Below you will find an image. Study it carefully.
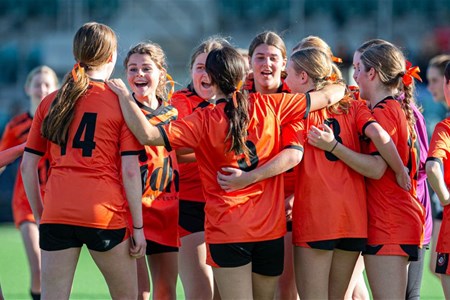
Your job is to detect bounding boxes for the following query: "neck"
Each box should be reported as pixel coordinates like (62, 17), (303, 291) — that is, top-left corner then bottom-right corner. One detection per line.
(86, 64), (111, 81)
(254, 81), (279, 94)
(369, 88), (396, 107)
(134, 93), (159, 110)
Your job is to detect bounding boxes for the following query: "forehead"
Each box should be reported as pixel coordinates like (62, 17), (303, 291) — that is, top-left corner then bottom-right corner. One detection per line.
(127, 53), (157, 66)
(193, 52), (208, 65)
(252, 44), (283, 57)
(30, 72), (56, 84)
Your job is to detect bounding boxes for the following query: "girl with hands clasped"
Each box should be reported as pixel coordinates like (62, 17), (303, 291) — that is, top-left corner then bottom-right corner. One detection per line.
(21, 22), (146, 300)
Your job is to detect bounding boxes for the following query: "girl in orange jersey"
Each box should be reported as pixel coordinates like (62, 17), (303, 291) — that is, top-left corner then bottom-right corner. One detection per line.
(170, 36), (230, 300)
(426, 54), (450, 279)
(323, 42), (424, 299)
(245, 30), (298, 300)
(123, 42), (179, 300)
(426, 61), (450, 299)
(0, 65), (58, 300)
(352, 39), (431, 300)
(108, 46), (345, 299)
(20, 22), (146, 299)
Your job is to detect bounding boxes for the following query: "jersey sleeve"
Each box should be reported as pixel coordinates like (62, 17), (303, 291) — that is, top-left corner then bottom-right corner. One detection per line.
(367, 105), (398, 154)
(353, 100), (377, 137)
(24, 97), (52, 156)
(160, 108), (205, 152)
(263, 93), (309, 125)
(120, 123), (144, 155)
(428, 120), (450, 161)
(281, 121), (305, 151)
(170, 92), (193, 120)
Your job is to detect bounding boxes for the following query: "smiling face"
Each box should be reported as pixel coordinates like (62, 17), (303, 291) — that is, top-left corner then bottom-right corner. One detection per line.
(191, 52), (214, 100)
(352, 51), (362, 83)
(250, 44), (285, 93)
(126, 53), (162, 101)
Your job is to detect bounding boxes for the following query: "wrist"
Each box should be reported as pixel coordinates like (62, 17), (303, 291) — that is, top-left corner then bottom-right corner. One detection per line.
(133, 224), (144, 230)
(329, 140), (339, 153)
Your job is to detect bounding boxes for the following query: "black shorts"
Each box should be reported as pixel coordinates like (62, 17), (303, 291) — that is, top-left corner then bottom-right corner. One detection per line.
(363, 244), (420, 261)
(436, 252), (450, 275)
(303, 238), (367, 252)
(179, 200), (205, 236)
(286, 221), (292, 232)
(146, 240), (179, 255)
(208, 237), (284, 276)
(39, 224), (127, 252)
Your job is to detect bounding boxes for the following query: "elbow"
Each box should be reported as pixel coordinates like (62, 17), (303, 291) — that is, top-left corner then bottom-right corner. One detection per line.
(287, 150), (303, 168)
(122, 163), (140, 181)
(370, 167), (386, 180)
(426, 161), (440, 178)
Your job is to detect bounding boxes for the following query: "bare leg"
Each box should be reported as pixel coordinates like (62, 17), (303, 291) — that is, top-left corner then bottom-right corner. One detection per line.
(294, 246), (333, 299)
(90, 239), (138, 299)
(148, 252), (178, 300)
(179, 232), (214, 299)
(41, 247), (81, 299)
(329, 249), (359, 299)
(19, 222), (41, 294)
(252, 272), (279, 300)
(364, 255), (408, 299)
(344, 254), (370, 300)
(440, 273), (450, 299)
(136, 256), (150, 300)
(213, 263), (253, 300)
(275, 232), (298, 300)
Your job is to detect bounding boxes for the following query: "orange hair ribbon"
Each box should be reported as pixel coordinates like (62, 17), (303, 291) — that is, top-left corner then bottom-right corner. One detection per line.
(71, 63), (84, 82)
(232, 80), (244, 108)
(402, 60), (422, 86)
(166, 73), (175, 102)
(331, 55), (343, 64)
(326, 73), (338, 82)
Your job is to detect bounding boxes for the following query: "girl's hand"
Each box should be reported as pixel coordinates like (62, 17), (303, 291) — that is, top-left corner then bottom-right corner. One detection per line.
(107, 79), (131, 99)
(217, 167), (253, 192)
(129, 228), (146, 259)
(308, 124), (336, 151)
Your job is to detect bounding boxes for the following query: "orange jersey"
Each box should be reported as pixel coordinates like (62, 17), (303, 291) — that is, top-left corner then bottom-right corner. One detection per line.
(25, 80), (143, 229)
(0, 112), (48, 227)
(161, 92), (308, 244)
(292, 98), (374, 243)
(170, 87), (211, 202)
(428, 118), (450, 252)
(245, 79), (297, 197)
(365, 97), (424, 245)
(135, 98), (180, 247)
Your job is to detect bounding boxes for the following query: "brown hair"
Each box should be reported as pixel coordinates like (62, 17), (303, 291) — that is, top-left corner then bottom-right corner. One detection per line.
(445, 61), (450, 83)
(124, 42), (168, 101)
(290, 47), (349, 114)
(205, 46), (249, 155)
(428, 54), (450, 76)
(248, 31), (287, 78)
(41, 22), (117, 146)
(360, 43), (416, 138)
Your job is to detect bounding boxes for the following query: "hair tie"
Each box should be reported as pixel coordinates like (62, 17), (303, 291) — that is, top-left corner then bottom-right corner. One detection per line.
(331, 55), (343, 64)
(232, 80), (244, 108)
(402, 60), (422, 86)
(325, 73), (338, 82)
(166, 73), (175, 102)
(71, 63), (85, 82)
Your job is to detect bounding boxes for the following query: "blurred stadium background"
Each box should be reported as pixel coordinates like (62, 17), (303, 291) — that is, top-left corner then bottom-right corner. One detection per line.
(0, 0), (449, 221)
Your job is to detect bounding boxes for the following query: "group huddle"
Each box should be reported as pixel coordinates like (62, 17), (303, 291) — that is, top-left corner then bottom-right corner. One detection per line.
(2, 20), (450, 300)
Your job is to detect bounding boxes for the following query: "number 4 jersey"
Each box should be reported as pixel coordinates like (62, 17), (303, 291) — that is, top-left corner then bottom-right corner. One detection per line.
(24, 80), (144, 229)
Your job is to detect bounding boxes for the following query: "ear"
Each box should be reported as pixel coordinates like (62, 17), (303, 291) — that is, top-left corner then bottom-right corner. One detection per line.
(300, 71), (309, 84)
(368, 67), (377, 80)
(107, 54), (113, 63)
(281, 58), (287, 71)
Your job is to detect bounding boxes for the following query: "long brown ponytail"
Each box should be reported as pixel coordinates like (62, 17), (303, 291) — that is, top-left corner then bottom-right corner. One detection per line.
(41, 22), (117, 146)
(205, 47), (250, 155)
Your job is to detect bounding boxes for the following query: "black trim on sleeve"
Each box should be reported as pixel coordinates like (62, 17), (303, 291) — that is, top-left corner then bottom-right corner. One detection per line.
(361, 120), (377, 137)
(370, 151), (381, 156)
(284, 145), (304, 152)
(121, 150), (142, 156)
(304, 93), (311, 119)
(157, 125), (172, 152)
(24, 147), (45, 156)
(426, 157), (443, 164)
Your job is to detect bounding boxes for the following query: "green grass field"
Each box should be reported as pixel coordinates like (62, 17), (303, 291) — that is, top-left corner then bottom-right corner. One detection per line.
(0, 223), (445, 299)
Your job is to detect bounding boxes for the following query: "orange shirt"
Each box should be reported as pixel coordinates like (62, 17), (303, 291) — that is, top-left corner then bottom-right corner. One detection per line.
(161, 92), (308, 243)
(0, 112), (48, 226)
(245, 79), (297, 197)
(25, 80), (143, 229)
(428, 118), (450, 252)
(292, 98), (374, 243)
(365, 97), (424, 245)
(135, 98), (180, 247)
(170, 87), (211, 202)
